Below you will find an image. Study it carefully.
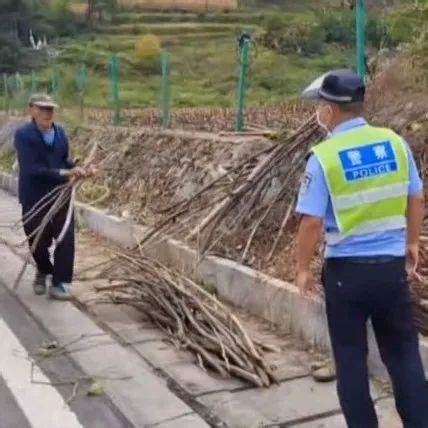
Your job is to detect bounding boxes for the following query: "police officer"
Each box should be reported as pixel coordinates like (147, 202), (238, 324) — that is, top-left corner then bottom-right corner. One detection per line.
(295, 69), (428, 427)
(14, 94), (90, 300)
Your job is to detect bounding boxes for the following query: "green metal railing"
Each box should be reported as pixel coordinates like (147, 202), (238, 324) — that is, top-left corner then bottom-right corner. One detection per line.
(356, 0), (367, 82)
(160, 49), (170, 129)
(235, 37), (251, 132)
(2, 37), (259, 129)
(109, 55), (121, 126)
(77, 64), (88, 119)
(31, 71), (37, 94)
(50, 71), (59, 100)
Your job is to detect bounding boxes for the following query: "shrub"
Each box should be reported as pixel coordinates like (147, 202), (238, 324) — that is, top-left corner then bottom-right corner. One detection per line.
(319, 11), (395, 49)
(0, 34), (23, 73)
(367, 16), (394, 49)
(260, 18), (325, 57)
(134, 34), (162, 73)
(385, 5), (427, 45)
(319, 12), (354, 46)
(263, 13), (286, 33)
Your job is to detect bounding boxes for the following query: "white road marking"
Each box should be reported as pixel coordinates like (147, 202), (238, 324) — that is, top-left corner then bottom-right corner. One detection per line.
(0, 317), (84, 428)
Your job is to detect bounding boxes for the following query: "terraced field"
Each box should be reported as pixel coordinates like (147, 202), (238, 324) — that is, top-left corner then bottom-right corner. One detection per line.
(102, 21), (258, 35)
(25, 6), (353, 110)
(117, 0), (237, 11)
(110, 11), (265, 24)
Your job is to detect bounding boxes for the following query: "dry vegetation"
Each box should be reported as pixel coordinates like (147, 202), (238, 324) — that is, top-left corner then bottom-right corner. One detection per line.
(84, 103), (311, 132)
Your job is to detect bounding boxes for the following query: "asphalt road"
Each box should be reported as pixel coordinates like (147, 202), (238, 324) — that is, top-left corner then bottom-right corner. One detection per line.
(0, 279), (133, 428)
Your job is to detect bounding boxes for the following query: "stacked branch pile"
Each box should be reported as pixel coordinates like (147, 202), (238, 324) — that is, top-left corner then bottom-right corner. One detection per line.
(139, 117), (323, 264)
(92, 252), (279, 387)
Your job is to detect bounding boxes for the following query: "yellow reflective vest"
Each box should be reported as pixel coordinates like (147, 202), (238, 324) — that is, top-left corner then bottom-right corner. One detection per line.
(311, 125), (409, 245)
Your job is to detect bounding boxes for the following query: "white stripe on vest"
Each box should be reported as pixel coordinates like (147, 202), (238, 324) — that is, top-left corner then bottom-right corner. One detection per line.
(326, 216), (407, 245)
(333, 182), (409, 211)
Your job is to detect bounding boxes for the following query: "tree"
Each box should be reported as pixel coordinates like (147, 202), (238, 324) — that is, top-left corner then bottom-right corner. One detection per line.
(86, 0), (96, 23)
(86, 0), (117, 23)
(0, 0), (82, 72)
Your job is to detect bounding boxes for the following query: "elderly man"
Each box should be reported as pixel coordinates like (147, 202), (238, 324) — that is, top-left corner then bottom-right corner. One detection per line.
(295, 69), (428, 427)
(14, 94), (88, 300)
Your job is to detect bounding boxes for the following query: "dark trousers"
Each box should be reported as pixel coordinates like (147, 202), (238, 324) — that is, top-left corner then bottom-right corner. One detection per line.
(323, 257), (428, 428)
(22, 202), (75, 286)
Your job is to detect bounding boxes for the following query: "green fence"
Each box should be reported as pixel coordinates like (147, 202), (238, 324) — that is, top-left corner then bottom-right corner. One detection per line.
(0, 6), (368, 127)
(0, 40), (256, 129)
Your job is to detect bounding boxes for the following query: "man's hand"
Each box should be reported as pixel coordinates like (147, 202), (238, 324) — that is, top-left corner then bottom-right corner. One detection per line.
(68, 166), (88, 178)
(406, 243), (422, 282)
(66, 164), (102, 180)
(295, 270), (319, 296)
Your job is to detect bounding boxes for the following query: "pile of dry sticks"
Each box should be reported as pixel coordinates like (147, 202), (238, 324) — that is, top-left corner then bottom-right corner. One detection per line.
(139, 116), (323, 262)
(90, 252), (280, 387)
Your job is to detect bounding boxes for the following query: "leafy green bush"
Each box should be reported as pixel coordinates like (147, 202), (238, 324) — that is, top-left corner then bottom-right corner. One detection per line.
(319, 12), (354, 46)
(385, 4), (428, 45)
(319, 12), (393, 49)
(261, 16), (325, 56)
(134, 34), (162, 73)
(263, 13), (287, 33)
(0, 34), (24, 73)
(366, 16), (394, 49)
(0, 149), (16, 172)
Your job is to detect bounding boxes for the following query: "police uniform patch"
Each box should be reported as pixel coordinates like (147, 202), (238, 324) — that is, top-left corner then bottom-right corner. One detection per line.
(339, 141), (397, 182)
(300, 172), (312, 192)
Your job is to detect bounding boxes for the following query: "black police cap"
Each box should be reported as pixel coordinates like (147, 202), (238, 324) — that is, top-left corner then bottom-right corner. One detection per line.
(302, 69), (366, 104)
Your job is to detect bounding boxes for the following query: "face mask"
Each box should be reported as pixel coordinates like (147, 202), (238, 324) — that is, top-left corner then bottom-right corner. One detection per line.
(316, 106), (332, 137)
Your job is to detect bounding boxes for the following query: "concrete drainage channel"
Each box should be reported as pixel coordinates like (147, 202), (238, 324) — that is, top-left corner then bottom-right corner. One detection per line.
(1, 172), (427, 383)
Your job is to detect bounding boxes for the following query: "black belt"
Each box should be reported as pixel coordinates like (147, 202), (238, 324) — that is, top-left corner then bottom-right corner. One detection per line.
(328, 256), (403, 264)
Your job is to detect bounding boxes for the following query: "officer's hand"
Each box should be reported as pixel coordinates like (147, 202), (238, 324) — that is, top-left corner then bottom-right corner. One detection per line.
(295, 270), (319, 296)
(406, 244), (422, 282)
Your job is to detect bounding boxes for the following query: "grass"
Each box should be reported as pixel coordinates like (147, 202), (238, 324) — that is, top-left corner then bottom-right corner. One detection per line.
(27, 35), (353, 109)
(6, 5), (356, 111)
(0, 149), (15, 172)
(110, 11), (265, 25)
(101, 22), (259, 35)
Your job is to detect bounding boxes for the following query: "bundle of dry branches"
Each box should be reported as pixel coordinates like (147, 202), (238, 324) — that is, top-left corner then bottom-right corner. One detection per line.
(93, 251), (279, 387)
(139, 116), (324, 262)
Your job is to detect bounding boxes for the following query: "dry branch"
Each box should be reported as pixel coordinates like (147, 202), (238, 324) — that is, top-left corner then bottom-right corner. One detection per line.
(95, 251), (279, 387)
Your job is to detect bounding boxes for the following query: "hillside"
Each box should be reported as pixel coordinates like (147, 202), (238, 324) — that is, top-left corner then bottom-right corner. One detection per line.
(0, 0), (426, 113)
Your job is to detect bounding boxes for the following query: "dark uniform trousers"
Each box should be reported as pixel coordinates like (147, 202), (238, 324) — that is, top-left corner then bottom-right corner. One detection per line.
(323, 257), (428, 428)
(22, 202), (75, 287)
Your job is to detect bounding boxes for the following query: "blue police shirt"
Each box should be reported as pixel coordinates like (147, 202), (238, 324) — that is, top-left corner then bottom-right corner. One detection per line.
(296, 117), (423, 258)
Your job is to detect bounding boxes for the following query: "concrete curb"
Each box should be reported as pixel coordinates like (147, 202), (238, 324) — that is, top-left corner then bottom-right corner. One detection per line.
(1, 171), (426, 379)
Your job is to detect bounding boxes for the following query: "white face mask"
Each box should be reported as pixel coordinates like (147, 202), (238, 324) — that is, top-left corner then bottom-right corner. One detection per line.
(316, 107), (332, 137)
